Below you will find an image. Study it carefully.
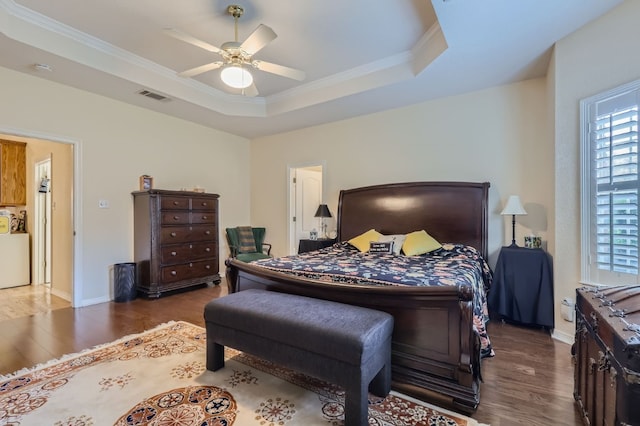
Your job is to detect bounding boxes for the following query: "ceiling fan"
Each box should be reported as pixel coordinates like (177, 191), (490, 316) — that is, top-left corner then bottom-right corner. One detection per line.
(165, 4), (305, 96)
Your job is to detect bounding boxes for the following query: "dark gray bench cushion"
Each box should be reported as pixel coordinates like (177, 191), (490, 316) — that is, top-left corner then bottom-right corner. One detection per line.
(204, 289), (394, 426)
(204, 289), (394, 365)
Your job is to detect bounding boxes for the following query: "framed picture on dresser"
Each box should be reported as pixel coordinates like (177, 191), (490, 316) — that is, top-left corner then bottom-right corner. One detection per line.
(139, 175), (153, 191)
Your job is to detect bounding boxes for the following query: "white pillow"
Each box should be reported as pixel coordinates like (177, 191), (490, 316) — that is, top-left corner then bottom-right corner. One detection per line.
(379, 234), (406, 255)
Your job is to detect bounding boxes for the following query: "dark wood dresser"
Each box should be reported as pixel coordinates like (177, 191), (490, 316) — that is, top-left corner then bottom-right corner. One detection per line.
(132, 189), (220, 297)
(574, 285), (640, 425)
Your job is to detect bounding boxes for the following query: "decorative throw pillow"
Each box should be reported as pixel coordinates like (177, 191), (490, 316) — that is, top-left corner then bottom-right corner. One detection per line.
(236, 226), (257, 253)
(402, 230), (442, 256)
(369, 241), (394, 254)
(348, 229), (382, 252)
(379, 234), (406, 255)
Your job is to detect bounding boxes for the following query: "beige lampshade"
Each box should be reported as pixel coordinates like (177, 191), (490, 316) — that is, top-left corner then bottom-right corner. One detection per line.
(501, 195), (527, 216)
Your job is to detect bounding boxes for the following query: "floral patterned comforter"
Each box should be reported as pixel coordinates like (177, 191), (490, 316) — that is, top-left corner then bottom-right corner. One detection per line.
(252, 242), (494, 357)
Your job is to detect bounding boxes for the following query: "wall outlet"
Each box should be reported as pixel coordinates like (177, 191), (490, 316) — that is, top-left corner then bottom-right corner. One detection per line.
(98, 200), (109, 209)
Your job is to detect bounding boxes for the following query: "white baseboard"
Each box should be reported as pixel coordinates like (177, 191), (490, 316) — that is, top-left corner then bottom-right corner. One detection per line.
(552, 328), (574, 345)
(50, 287), (72, 302)
(77, 295), (111, 307)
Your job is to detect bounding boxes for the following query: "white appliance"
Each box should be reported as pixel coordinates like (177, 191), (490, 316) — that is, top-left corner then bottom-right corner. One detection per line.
(0, 233), (30, 289)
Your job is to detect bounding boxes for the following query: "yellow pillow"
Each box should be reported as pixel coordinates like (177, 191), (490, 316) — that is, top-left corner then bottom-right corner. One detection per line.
(402, 230), (442, 256)
(348, 229), (382, 252)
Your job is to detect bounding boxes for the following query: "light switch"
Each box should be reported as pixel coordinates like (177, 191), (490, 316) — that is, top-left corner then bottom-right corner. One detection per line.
(98, 200), (109, 209)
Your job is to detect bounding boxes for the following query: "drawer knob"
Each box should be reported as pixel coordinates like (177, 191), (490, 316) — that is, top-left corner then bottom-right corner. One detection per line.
(201, 202), (208, 207)
(170, 270), (177, 276)
(170, 232), (177, 237)
(173, 216), (180, 220)
(171, 251), (177, 256)
(173, 201), (179, 205)
(205, 247), (211, 252)
(205, 265), (211, 269)
(205, 230), (211, 235)
(202, 216), (208, 220)
(189, 263), (193, 267)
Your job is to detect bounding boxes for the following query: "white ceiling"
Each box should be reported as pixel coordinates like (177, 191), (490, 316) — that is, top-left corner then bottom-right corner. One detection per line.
(0, 0), (623, 139)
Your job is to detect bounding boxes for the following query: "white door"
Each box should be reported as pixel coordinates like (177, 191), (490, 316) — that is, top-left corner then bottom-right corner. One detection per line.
(290, 166), (323, 254)
(34, 159), (52, 285)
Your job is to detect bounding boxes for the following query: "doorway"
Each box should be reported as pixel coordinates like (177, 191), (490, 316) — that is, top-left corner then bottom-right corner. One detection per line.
(0, 131), (76, 311)
(288, 164), (325, 254)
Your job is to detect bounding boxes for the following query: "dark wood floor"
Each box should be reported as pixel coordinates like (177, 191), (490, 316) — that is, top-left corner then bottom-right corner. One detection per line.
(0, 281), (582, 426)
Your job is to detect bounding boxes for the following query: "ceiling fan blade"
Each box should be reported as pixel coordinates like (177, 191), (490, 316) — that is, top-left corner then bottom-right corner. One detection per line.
(163, 28), (223, 54)
(252, 60), (306, 81)
(240, 24), (277, 55)
(177, 62), (223, 78)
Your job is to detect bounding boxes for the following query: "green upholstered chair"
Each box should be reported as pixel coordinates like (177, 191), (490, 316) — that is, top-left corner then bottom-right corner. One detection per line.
(225, 227), (272, 262)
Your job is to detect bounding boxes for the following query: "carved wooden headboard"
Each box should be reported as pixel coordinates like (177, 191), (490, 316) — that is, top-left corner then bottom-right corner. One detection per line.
(336, 181), (490, 259)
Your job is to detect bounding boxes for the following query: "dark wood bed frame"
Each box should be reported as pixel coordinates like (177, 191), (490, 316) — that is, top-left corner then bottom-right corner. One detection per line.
(225, 181), (490, 413)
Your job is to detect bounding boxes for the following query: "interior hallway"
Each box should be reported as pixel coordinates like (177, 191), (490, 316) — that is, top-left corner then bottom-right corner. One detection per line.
(0, 284), (70, 322)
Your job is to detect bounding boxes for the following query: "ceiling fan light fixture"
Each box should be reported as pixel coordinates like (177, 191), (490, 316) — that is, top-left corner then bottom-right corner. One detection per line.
(221, 65), (253, 89)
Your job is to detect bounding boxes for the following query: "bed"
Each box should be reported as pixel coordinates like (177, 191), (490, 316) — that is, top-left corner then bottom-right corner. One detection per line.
(225, 181), (492, 413)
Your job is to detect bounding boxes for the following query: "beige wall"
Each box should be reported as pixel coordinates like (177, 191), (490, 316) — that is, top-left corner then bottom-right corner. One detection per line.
(251, 78), (553, 269)
(0, 66), (251, 306)
(553, 0), (640, 339)
(0, 0), (632, 341)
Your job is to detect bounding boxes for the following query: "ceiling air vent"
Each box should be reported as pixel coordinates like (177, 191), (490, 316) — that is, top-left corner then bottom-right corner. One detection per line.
(137, 90), (171, 102)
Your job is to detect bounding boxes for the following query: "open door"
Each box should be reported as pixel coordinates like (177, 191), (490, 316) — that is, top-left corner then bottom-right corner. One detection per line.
(34, 158), (52, 285)
(289, 165), (323, 254)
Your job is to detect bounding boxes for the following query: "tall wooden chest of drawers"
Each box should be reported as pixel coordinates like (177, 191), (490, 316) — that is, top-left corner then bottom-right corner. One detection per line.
(574, 286), (640, 426)
(133, 189), (220, 297)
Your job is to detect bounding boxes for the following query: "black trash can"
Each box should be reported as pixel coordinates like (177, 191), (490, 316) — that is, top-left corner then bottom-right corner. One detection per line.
(114, 262), (137, 302)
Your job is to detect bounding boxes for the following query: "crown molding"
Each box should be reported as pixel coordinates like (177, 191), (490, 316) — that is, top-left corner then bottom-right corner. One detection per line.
(0, 0), (445, 118)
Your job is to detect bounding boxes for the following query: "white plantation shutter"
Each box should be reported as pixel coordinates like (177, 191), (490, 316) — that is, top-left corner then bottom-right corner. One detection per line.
(582, 82), (640, 285)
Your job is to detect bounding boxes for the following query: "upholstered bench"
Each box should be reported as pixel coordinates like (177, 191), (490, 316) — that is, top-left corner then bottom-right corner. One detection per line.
(204, 289), (394, 426)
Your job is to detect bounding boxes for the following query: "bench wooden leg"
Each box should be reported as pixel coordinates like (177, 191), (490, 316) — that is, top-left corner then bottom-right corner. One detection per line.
(206, 340), (225, 371)
(369, 362), (391, 397)
(345, 379), (369, 426)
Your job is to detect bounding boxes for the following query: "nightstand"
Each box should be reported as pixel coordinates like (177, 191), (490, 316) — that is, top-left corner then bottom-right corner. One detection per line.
(298, 238), (336, 254)
(488, 246), (554, 328)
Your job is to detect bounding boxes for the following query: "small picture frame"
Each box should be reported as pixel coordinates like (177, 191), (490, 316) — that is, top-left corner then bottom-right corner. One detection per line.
(139, 175), (153, 191)
(524, 235), (542, 249)
(309, 230), (318, 240)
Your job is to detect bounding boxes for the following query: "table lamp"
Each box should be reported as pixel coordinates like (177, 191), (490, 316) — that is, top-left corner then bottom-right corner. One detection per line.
(501, 195), (527, 247)
(314, 204), (332, 239)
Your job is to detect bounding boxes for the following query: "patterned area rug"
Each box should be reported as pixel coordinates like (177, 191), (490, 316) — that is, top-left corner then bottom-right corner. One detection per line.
(0, 321), (488, 425)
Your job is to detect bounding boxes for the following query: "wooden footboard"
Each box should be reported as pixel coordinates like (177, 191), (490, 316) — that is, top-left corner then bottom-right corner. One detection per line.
(226, 259), (481, 413)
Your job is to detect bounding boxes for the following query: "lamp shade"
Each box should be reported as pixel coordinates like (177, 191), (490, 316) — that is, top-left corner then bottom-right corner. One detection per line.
(314, 204), (332, 218)
(220, 65), (253, 89)
(500, 195), (527, 216)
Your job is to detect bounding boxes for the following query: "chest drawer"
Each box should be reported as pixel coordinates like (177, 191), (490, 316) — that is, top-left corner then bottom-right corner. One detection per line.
(161, 242), (216, 264)
(191, 211), (216, 224)
(161, 211), (190, 225)
(161, 196), (190, 210)
(160, 225), (216, 243)
(161, 259), (217, 283)
(192, 196), (216, 211)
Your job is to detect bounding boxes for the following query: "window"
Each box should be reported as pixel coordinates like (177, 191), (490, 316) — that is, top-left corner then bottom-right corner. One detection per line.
(581, 81), (640, 285)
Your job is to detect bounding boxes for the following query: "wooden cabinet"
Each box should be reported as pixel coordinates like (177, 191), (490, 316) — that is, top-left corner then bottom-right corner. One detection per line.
(133, 189), (220, 297)
(0, 140), (26, 206)
(574, 286), (640, 425)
